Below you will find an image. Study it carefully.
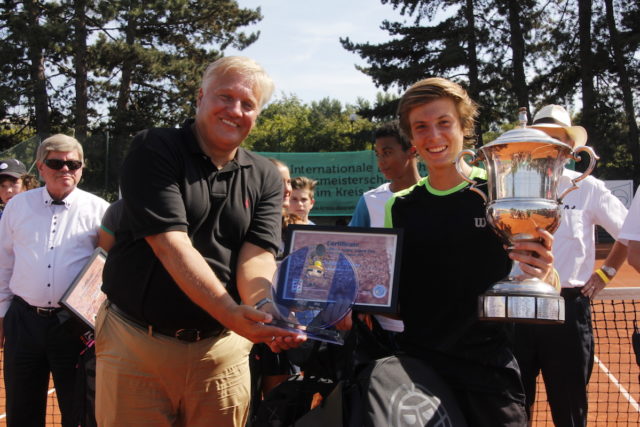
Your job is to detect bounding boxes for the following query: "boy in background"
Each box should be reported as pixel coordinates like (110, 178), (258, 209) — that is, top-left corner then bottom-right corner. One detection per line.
(289, 176), (317, 225)
(350, 121), (420, 228)
(350, 120), (421, 336)
(0, 159), (39, 219)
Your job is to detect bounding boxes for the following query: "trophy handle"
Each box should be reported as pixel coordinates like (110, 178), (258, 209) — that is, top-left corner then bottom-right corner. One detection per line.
(557, 146), (599, 201)
(455, 149), (487, 203)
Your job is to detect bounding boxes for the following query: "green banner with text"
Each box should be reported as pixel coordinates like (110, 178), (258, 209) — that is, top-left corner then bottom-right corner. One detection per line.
(258, 151), (427, 216)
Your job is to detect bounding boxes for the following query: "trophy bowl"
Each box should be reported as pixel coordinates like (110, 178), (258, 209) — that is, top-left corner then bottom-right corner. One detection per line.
(457, 127), (597, 324)
(269, 244), (358, 344)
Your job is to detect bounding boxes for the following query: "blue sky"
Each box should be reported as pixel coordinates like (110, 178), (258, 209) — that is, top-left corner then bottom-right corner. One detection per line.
(225, 0), (407, 106)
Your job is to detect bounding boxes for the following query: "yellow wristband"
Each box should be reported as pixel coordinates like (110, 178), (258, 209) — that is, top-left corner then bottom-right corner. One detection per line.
(595, 268), (611, 284)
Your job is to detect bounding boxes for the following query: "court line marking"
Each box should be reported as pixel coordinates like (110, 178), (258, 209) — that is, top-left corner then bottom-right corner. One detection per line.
(0, 387), (56, 419)
(595, 354), (640, 412)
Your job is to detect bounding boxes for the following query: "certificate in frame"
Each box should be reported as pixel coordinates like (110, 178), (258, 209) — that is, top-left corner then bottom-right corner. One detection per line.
(284, 225), (403, 313)
(59, 247), (108, 329)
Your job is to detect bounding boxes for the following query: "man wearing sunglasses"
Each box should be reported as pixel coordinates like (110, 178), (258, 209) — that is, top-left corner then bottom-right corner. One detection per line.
(0, 134), (109, 427)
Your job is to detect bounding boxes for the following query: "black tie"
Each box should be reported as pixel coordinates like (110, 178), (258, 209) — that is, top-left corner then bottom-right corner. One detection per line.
(51, 200), (65, 205)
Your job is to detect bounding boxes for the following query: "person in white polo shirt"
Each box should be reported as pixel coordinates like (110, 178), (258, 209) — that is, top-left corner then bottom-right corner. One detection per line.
(514, 105), (629, 426)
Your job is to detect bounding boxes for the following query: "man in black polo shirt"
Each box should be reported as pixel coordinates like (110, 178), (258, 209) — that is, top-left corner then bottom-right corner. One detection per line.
(95, 56), (305, 427)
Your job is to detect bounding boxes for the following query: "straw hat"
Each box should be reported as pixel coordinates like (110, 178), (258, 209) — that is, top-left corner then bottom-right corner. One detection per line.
(530, 105), (588, 147)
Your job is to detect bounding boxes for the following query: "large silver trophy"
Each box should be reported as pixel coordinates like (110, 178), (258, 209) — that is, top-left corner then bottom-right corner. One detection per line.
(456, 110), (597, 324)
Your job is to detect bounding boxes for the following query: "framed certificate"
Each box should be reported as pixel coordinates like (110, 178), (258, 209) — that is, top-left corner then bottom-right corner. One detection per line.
(284, 225), (403, 313)
(60, 247), (108, 329)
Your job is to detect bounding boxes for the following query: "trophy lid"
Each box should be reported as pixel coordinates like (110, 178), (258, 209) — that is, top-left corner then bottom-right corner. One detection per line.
(483, 127), (572, 149)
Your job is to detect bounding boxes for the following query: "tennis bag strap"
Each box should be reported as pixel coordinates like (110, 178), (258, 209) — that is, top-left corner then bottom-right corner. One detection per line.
(343, 354), (468, 427)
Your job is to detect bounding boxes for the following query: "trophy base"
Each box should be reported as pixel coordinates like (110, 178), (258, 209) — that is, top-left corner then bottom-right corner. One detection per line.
(478, 279), (565, 324)
(269, 318), (344, 345)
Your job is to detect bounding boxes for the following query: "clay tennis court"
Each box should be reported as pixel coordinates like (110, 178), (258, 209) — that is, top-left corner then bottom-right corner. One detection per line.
(0, 243), (638, 426)
(530, 243), (640, 425)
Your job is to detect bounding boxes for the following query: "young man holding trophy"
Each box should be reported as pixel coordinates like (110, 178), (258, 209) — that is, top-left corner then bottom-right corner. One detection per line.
(385, 78), (557, 425)
(514, 105), (629, 426)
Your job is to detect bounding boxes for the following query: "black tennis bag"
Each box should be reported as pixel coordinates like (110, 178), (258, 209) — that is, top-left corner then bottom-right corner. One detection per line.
(253, 318), (467, 426)
(341, 354), (467, 427)
(251, 316), (395, 427)
(293, 354), (467, 426)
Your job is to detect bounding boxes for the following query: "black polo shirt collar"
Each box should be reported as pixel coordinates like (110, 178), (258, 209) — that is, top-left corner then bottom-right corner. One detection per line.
(182, 119), (252, 172)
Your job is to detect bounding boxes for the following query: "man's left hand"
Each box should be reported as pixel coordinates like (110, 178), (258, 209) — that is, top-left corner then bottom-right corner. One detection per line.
(581, 273), (607, 299)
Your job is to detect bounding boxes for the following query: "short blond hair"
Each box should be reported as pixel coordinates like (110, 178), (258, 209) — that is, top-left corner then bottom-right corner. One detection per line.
(36, 134), (84, 163)
(201, 56), (275, 110)
(397, 77), (478, 146)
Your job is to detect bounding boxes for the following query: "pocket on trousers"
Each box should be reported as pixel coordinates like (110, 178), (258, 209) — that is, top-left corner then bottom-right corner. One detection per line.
(94, 301), (109, 339)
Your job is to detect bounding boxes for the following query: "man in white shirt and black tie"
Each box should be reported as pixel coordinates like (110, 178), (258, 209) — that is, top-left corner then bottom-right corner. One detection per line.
(0, 134), (109, 427)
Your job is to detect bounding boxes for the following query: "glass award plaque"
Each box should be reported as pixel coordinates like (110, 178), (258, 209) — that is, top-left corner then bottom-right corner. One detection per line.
(270, 244), (358, 345)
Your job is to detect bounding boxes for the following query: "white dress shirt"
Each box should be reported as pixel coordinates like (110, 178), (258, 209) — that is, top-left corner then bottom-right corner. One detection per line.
(619, 185), (640, 242)
(0, 186), (109, 316)
(553, 169), (628, 288)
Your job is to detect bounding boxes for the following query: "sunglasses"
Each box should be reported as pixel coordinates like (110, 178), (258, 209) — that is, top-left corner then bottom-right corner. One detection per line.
(44, 159), (83, 171)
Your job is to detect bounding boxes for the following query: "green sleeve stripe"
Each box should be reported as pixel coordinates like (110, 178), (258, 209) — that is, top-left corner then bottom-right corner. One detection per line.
(384, 196), (394, 228)
(100, 224), (115, 236)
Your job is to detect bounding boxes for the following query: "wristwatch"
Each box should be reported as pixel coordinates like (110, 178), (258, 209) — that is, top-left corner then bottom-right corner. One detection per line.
(600, 265), (617, 279)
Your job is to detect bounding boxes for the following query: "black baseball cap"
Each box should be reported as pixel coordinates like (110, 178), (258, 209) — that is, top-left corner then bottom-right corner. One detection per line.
(0, 159), (27, 179)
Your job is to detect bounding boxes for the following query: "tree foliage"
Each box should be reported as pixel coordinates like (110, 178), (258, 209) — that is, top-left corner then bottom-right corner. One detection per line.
(245, 94), (376, 153)
(2, 0), (639, 186)
(342, 0), (640, 181)
(0, 0), (263, 191)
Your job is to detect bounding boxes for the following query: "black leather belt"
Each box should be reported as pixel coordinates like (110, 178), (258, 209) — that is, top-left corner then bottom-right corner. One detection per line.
(108, 302), (226, 343)
(13, 296), (62, 317)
